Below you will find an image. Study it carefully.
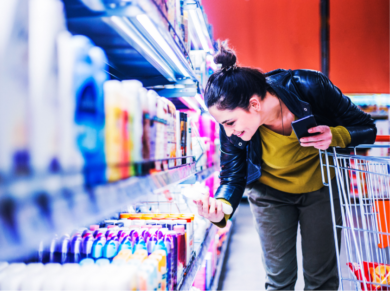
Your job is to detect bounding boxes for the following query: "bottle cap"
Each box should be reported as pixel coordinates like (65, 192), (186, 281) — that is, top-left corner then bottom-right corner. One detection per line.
(90, 225), (99, 231)
(119, 213), (131, 219)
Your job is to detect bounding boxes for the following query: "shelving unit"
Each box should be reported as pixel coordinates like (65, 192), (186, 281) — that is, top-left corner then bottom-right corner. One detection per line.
(0, 1), (222, 290)
(0, 160), (198, 261)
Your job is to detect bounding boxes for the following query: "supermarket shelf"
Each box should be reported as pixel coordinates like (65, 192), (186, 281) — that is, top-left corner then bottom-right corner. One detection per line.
(0, 161), (196, 261)
(187, 1), (214, 52)
(178, 224), (218, 290)
(210, 219), (234, 291)
(180, 163), (220, 184)
(63, 0), (198, 87)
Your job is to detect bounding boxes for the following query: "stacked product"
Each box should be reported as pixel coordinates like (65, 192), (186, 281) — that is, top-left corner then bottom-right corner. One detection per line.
(10, 213), (196, 291)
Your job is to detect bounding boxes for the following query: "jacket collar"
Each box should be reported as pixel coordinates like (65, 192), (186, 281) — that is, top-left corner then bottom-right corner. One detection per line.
(227, 69), (312, 149)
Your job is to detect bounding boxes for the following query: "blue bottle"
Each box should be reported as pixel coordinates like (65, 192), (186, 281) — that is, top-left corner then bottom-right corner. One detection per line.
(72, 36), (108, 186)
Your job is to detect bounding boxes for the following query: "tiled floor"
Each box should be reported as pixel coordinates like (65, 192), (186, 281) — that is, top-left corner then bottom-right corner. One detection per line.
(218, 201), (305, 291)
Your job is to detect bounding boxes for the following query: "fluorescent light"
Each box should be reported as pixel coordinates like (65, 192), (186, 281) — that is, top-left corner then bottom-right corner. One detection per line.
(195, 93), (208, 112)
(109, 16), (175, 82)
(181, 97), (201, 115)
(189, 9), (210, 52)
(136, 14), (190, 77)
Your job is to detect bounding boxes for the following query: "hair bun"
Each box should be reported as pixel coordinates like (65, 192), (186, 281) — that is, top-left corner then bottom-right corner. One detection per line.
(213, 40), (237, 69)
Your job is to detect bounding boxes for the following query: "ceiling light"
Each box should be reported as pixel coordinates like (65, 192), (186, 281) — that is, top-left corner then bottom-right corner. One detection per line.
(136, 14), (190, 77)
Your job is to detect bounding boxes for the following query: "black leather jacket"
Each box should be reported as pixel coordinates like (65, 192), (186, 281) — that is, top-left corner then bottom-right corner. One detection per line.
(215, 69), (377, 218)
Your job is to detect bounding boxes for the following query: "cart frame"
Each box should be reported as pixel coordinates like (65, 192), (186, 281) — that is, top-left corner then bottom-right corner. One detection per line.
(319, 136), (390, 291)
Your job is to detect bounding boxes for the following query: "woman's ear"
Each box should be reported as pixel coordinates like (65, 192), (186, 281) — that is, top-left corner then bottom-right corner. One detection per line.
(249, 95), (261, 112)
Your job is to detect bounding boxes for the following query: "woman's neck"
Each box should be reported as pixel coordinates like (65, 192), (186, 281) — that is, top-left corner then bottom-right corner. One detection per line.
(260, 92), (293, 135)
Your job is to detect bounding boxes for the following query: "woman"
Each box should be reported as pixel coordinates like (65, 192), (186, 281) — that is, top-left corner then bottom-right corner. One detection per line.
(194, 42), (376, 290)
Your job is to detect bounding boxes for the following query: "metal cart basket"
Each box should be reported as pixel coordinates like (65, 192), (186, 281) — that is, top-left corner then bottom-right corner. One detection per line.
(319, 135), (390, 291)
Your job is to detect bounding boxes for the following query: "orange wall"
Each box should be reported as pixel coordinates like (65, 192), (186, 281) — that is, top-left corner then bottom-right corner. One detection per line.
(202, 0), (389, 93)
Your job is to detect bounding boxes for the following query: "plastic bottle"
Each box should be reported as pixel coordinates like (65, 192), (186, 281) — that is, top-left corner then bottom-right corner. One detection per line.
(29, 0), (65, 177)
(175, 111), (182, 166)
(81, 234), (95, 259)
(165, 232), (178, 290)
(186, 116), (192, 164)
(147, 90), (159, 162)
(180, 112), (187, 164)
(104, 80), (124, 182)
(103, 237), (119, 260)
(0, 0), (29, 182)
(54, 234), (71, 264)
(155, 96), (166, 171)
(91, 236), (106, 260)
(73, 36), (108, 186)
(140, 87), (152, 174)
(122, 80), (143, 175)
(164, 99), (177, 169)
(57, 31), (84, 174)
(180, 214), (195, 264)
(174, 225), (187, 281)
(155, 239), (171, 290)
(150, 251), (167, 291)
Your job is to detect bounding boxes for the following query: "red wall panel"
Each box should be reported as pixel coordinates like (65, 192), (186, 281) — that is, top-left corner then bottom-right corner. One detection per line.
(330, 0), (389, 93)
(202, 0), (389, 93)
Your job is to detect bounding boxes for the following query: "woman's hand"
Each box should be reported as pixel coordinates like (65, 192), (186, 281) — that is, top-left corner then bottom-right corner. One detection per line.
(194, 192), (224, 223)
(300, 125), (333, 150)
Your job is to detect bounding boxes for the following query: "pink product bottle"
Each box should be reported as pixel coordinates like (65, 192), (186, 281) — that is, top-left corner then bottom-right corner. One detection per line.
(174, 225), (187, 279)
(89, 225), (99, 231)
(166, 232), (178, 290)
(192, 260), (206, 291)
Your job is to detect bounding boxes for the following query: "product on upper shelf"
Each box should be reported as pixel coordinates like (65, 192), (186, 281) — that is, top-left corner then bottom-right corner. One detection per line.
(0, 0), (30, 179)
(175, 111), (182, 166)
(104, 80), (124, 182)
(123, 80), (144, 175)
(180, 112), (187, 163)
(147, 90), (159, 162)
(165, 99), (177, 168)
(29, 0), (66, 176)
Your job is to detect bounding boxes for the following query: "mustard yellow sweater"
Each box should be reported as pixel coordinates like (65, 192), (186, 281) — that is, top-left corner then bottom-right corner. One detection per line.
(215, 124), (351, 228)
(258, 125), (351, 193)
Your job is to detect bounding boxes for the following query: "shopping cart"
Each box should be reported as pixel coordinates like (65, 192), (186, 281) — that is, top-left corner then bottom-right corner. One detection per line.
(319, 135), (390, 290)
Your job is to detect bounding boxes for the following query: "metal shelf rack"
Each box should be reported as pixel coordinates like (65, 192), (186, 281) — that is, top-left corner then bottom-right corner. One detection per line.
(0, 160), (196, 261)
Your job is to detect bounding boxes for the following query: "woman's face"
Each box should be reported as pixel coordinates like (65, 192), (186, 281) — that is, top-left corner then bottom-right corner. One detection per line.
(208, 95), (263, 141)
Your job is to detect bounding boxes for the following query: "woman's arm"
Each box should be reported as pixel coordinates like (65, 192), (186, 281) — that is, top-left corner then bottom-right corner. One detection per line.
(196, 125), (247, 227)
(293, 70), (377, 146)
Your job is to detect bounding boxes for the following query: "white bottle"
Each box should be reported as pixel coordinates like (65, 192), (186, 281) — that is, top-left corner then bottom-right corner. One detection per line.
(147, 90), (159, 161)
(122, 80), (143, 164)
(29, 0), (66, 174)
(186, 117), (192, 164)
(0, 0), (29, 178)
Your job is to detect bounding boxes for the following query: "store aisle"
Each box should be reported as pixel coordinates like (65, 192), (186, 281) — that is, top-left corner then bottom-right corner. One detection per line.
(218, 201), (305, 290)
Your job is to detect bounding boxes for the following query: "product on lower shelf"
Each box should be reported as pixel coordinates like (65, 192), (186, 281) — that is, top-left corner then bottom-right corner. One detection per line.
(30, 213), (197, 290)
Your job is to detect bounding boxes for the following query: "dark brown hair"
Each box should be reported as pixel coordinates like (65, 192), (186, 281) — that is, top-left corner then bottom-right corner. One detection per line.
(204, 41), (274, 110)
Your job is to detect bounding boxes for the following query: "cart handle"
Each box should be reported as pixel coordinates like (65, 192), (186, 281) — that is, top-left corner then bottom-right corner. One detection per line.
(376, 135), (390, 142)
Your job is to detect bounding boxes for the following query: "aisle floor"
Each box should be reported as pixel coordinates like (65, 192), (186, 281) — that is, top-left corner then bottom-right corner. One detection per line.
(218, 201), (315, 290)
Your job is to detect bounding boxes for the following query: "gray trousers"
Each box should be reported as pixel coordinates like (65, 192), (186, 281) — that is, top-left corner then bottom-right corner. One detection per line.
(247, 178), (342, 290)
